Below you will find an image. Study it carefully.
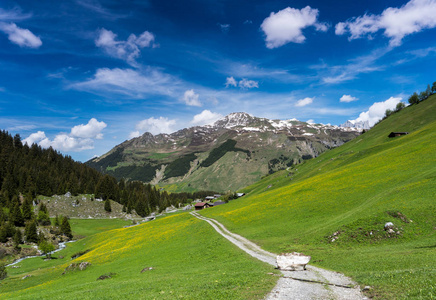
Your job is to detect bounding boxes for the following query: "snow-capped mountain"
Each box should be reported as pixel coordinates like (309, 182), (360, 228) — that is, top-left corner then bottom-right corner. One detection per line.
(340, 120), (370, 130)
(88, 113), (362, 192)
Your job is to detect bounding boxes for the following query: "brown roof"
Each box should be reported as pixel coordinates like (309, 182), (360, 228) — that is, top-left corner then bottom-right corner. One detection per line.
(194, 202), (207, 207)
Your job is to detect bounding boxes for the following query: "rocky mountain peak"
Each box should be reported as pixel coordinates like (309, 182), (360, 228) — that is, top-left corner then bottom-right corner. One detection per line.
(213, 112), (256, 129)
(340, 120), (370, 130)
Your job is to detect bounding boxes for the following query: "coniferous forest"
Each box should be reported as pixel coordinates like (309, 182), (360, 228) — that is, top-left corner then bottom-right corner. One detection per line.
(0, 130), (217, 246)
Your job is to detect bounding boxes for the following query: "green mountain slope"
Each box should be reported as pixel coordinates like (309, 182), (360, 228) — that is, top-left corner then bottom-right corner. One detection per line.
(201, 96), (436, 299)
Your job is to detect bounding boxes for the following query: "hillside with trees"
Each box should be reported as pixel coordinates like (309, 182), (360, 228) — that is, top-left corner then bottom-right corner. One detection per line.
(0, 130), (218, 264)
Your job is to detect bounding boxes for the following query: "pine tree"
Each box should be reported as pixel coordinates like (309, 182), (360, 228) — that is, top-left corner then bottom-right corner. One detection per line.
(37, 210), (51, 226)
(39, 202), (48, 214)
(54, 215), (60, 226)
(0, 263), (6, 280)
(0, 225), (7, 243)
(60, 216), (73, 239)
(11, 203), (24, 227)
(22, 197), (33, 220)
(104, 199), (112, 213)
(13, 230), (22, 249)
(0, 209), (6, 223)
(4, 222), (15, 238)
(25, 220), (38, 243)
(13, 134), (22, 149)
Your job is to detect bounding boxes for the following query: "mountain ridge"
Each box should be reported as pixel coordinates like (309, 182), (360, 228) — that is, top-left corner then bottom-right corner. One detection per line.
(87, 112), (362, 192)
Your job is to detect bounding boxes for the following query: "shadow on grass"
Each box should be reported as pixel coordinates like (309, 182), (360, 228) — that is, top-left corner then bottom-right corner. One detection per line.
(415, 244), (436, 249)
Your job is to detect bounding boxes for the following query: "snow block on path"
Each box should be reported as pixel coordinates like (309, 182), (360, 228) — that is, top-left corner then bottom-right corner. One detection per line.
(277, 252), (311, 271)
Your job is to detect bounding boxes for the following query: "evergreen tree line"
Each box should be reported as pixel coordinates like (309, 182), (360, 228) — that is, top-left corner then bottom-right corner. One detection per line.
(408, 81), (436, 105)
(0, 130), (216, 221)
(383, 81), (435, 120)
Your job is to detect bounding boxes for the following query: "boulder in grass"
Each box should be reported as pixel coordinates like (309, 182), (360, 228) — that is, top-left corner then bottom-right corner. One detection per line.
(276, 252), (311, 271)
(62, 262), (91, 275)
(140, 267), (153, 273)
(97, 272), (116, 280)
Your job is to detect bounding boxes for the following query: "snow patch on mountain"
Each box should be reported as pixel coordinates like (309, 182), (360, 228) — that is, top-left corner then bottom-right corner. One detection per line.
(340, 120), (370, 130)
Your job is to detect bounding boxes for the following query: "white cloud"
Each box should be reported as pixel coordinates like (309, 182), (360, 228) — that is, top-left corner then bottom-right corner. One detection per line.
(239, 78), (259, 89)
(23, 118), (106, 152)
(130, 117), (177, 137)
(225, 76), (237, 87)
(70, 118), (107, 139)
(76, 0), (127, 19)
(408, 46), (436, 58)
(353, 97), (402, 126)
(218, 23), (230, 33)
(295, 97), (314, 107)
(335, 0), (436, 47)
(306, 119), (315, 124)
(71, 67), (175, 98)
(0, 22), (42, 48)
(95, 28), (156, 66)
(320, 47), (389, 84)
(260, 6), (328, 48)
(23, 131), (94, 152)
(182, 89), (202, 107)
(23, 131), (47, 146)
(340, 94), (359, 102)
(49, 134), (94, 151)
(0, 7), (31, 21)
(129, 131), (141, 139)
(314, 107), (359, 116)
(6, 124), (36, 131)
(225, 77), (259, 89)
(191, 110), (223, 126)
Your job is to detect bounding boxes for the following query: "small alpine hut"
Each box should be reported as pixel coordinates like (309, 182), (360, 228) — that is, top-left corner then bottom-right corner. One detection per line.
(194, 202), (211, 210)
(388, 132), (409, 138)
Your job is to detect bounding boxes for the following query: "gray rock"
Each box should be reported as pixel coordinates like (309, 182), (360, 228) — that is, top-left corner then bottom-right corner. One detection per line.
(140, 267), (153, 273)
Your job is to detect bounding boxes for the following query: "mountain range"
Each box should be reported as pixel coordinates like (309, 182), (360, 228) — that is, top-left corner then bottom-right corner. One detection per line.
(87, 113), (362, 192)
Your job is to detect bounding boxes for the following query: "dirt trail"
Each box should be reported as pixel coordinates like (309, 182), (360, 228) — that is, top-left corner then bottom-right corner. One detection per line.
(191, 211), (366, 300)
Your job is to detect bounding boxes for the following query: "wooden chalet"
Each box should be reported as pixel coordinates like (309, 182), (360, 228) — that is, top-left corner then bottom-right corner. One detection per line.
(388, 132), (409, 138)
(194, 202), (212, 210)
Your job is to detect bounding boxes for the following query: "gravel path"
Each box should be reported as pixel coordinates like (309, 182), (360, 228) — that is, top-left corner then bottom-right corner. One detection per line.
(191, 212), (367, 300)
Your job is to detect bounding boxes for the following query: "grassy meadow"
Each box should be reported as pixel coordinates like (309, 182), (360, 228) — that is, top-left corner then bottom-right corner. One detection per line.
(1, 214), (278, 299)
(201, 96), (436, 299)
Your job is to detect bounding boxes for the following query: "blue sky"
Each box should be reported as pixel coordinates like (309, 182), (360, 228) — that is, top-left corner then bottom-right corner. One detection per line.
(1, 0), (435, 162)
